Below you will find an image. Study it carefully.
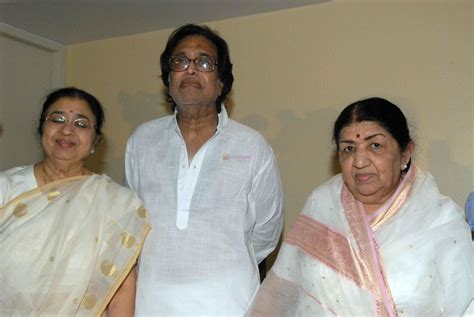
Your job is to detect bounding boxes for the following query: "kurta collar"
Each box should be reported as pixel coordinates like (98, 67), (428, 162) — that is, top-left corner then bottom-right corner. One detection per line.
(172, 103), (229, 133)
(216, 104), (229, 131)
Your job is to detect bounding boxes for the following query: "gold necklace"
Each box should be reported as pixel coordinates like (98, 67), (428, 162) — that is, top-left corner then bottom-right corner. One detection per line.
(41, 163), (88, 184)
(41, 163), (51, 184)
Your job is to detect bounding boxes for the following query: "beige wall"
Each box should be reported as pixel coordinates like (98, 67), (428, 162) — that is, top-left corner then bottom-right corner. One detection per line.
(66, 1), (473, 235)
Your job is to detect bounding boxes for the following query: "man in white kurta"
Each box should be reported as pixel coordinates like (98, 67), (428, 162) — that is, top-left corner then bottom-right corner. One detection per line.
(125, 24), (283, 316)
(125, 107), (282, 315)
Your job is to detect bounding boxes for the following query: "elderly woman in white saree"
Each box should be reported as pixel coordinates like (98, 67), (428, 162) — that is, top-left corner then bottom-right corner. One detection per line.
(0, 87), (151, 316)
(249, 97), (473, 316)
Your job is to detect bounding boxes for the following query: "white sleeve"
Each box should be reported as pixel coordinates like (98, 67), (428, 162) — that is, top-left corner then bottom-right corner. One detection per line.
(0, 172), (7, 207)
(250, 146), (283, 263)
(124, 135), (137, 191)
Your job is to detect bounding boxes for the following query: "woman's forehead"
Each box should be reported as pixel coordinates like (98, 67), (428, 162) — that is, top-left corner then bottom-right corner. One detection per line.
(340, 121), (389, 138)
(48, 98), (92, 115)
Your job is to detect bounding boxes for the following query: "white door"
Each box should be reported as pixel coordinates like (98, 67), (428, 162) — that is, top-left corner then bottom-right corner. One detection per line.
(0, 23), (64, 171)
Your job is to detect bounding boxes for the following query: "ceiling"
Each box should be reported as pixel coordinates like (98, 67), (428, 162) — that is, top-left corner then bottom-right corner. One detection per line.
(0, 0), (328, 45)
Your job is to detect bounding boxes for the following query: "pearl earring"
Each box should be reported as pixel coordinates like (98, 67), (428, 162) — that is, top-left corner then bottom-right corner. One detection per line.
(90, 148), (95, 154)
(402, 164), (408, 171)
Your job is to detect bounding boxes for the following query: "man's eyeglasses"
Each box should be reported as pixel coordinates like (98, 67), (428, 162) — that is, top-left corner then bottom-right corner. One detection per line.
(44, 113), (95, 130)
(169, 55), (217, 72)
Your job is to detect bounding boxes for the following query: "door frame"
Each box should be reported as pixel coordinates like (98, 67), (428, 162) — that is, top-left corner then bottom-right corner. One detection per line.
(0, 22), (65, 87)
(0, 22), (65, 169)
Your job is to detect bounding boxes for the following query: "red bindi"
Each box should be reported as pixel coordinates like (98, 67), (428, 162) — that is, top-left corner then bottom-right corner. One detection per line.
(356, 134), (360, 138)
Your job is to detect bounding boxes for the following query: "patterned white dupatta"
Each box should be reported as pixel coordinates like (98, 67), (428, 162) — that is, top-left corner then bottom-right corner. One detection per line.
(0, 174), (151, 316)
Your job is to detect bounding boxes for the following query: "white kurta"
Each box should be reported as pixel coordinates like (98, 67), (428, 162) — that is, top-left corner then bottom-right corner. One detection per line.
(125, 106), (283, 316)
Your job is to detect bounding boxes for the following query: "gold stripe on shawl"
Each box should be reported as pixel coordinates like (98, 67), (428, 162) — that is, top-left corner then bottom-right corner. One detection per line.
(370, 168), (417, 231)
(94, 223), (151, 316)
(342, 185), (398, 317)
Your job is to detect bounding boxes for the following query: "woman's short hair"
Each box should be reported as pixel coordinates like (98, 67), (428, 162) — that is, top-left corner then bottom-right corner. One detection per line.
(160, 24), (234, 112)
(37, 87), (105, 137)
(333, 97), (412, 152)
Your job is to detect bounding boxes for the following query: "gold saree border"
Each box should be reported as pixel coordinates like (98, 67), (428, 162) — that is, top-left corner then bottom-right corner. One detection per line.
(0, 175), (87, 217)
(94, 223), (152, 316)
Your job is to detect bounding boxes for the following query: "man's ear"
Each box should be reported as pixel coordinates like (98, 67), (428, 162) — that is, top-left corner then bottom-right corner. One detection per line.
(218, 80), (224, 96)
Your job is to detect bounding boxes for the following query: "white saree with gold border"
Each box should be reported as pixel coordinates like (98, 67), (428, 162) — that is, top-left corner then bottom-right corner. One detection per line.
(0, 173), (151, 316)
(250, 167), (473, 316)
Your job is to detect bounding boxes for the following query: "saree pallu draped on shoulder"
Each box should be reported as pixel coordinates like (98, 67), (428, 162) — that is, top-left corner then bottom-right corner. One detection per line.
(250, 167), (473, 316)
(0, 174), (151, 316)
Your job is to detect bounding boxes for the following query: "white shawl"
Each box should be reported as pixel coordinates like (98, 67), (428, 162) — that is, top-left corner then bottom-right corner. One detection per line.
(250, 167), (473, 316)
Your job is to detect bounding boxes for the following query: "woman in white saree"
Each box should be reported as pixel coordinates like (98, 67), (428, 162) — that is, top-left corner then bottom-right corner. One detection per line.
(250, 97), (473, 316)
(0, 87), (151, 316)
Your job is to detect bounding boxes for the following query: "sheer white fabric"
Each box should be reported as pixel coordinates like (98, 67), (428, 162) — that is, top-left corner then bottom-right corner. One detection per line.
(0, 165), (38, 206)
(125, 106), (283, 316)
(250, 167), (473, 316)
(0, 165), (151, 316)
